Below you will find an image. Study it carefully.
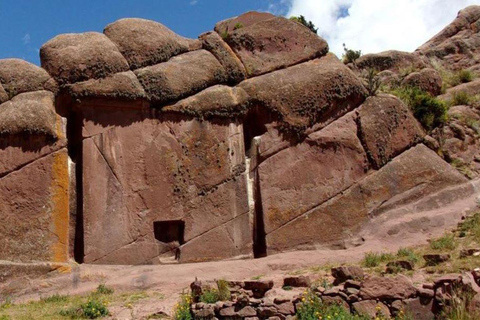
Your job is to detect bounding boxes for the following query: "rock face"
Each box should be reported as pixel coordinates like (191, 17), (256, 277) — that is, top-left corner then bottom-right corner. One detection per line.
(1, 8), (479, 265)
(417, 5), (480, 72)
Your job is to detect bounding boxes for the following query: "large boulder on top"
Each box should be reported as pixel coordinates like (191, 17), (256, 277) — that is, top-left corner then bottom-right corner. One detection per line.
(358, 94), (425, 169)
(40, 32), (130, 85)
(135, 50), (227, 106)
(266, 144), (467, 252)
(0, 91), (59, 138)
(401, 68), (443, 96)
(163, 85), (250, 118)
(104, 18), (201, 70)
(356, 50), (428, 72)
(200, 31), (247, 84)
(214, 11), (275, 36)
(0, 59), (57, 99)
(416, 5), (480, 72)
(67, 71), (146, 100)
(224, 16), (329, 77)
(239, 54), (367, 133)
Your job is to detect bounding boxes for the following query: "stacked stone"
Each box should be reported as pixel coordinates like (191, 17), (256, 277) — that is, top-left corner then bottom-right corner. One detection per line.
(191, 268), (480, 320)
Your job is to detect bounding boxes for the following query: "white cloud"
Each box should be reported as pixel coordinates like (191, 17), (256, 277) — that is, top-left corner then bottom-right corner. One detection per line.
(22, 33), (31, 45)
(190, 0), (198, 5)
(286, 0), (479, 57)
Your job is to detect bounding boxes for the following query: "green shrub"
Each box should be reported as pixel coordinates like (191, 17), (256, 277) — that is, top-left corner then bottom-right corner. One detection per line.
(396, 248), (420, 264)
(289, 15), (318, 34)
(95, 284), (114, 295)
(233, 22), (243, 30)
(41, 294), (68, 303)
(451, 91), (472, 106)
(457, 69), (474, 84)
(173, 293), (192, 320)
(361, 252), (395, 268)
(391, 86), (448, 131)
(430, 233), (457, 251)
(198, 280), (231, 304)
(60, 298), (109, 319)
(216, 280), (231, 301)
(342, 43), (362, 65)
(363, 68), (381, 96)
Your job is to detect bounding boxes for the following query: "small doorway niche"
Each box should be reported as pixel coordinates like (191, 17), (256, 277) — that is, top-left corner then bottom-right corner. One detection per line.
(153, 220), (185, 245)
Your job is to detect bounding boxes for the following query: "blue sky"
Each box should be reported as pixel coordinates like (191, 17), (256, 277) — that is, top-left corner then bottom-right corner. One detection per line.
(0, 0), (288, 65)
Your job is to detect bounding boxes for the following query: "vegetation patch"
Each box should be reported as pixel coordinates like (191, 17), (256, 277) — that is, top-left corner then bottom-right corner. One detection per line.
(289, 15), (318, 34)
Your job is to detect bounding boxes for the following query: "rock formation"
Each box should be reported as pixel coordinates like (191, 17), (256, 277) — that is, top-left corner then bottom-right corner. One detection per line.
(0, 7), (479, 266)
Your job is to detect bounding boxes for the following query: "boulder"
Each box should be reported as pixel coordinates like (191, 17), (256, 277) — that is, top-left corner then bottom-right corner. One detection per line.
(0, 85), (7, 103)
(135, 50), (227, 106)
(40, 32), (129, 85)
(266, 144), (466, 253)
(400, 298), (434, 320)
(423, 254), (451, 265)
(0, 59), (57, 98)
(331, 266), (365, 284)
(258, 111), (369, 236)
(352, 300), (390, 319)
(163, 85), (250, 119)
(437, 78), (480, 103)
(67, 71), (145, 100)
(200, 31), (247, 84)
(214, 11), (275, 36)
(358, 94), (425, 169)
(386, 260), (414, 273)
(359, 275), (417, 300)
(224, 16), (328, 77)
(416, 5), (480, 72)
(104, 18), (200, 70)
(356, 50), (427, 72)
(283, 276), (311, 288)
(239, 54), (367, 133)
(401, 68), (443, 96)
(0, 91), (59, 138)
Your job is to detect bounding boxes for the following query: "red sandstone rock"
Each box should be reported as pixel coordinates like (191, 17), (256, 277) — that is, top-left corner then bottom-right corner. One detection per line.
(224, 16), (328, 77)
(258, 111), (369, 235)
(239, 54), (367, 132)
(417, 5), (480, 72)
(359, 275), (417, 300)
(214, 11), (275, 36)
(0, 59), (57, 98)
(401, 68), (443, 96)
(401, 298), (435, 320)
(40, 32), (129, 85)
(135, 50), (227, 106)
(356, 50), (428, 72)
(0, 85), (7, 103)
(104, 18), (200, 70)
(200, 31), (247, 84)
(352, 300), (390, 319)
(358, 94), (425, 169)
(331, 266), (365, 284)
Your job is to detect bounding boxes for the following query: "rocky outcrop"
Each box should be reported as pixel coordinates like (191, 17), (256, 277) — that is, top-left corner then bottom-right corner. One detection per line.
(0, 8), (479, 266)
(416, 5), (480, 72)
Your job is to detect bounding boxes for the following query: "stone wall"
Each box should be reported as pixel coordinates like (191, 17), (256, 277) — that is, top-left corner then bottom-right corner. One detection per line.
(0, 9), (478, 265)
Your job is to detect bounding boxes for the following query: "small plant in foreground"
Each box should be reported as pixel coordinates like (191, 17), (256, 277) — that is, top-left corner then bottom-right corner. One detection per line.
(362, 68), (381, 96)
(361, 252), (395, 268)
(173, 292), (192, 320)
(60, 297), (109, 319)
(216, 279), (231, 301)
(41, 294), (69, 303)
(451, 91), (472, 106)
(440, 288), (480, 320)
(95, 284), (114, 295)
(199, 287), (219, 304)
(396, 247), (420, 265)
(430, 233), (457, 251)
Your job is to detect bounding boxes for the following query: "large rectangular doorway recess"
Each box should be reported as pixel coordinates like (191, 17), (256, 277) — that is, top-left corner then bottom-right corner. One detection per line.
(153, 220), (185, 245)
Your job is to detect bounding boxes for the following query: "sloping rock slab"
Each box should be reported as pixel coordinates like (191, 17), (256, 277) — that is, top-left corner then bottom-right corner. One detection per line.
(356, 50), (427, 72)
(225, 16), (328, 77)
(214, 11), (275, 36)
(266, 144), (467, 252)
(40, 32), (129, 85)
(104, 18), (200, 70)
(239, 54), (367, 133)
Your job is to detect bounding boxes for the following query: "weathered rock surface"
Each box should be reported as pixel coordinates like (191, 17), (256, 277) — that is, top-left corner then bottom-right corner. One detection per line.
(417, 5), (480, 72)
(200, 31), (247, 84)
(266, 144), (467, 252)
(0, 85), (7, 103)
(358, 94), (424, 169)
(104, 18), (200, 70)
(0, 91), (60, 138)
(135, 50), (227, 106)
(401, 68), (443, 96)
(40, 32), (129, 85)
(0, 59), (57, 98)
(67, 71), (146, 100)
(438, 78), (480, 103)
(356, 50), (427, 72)
(214, 11), (275, 36)
(239, 54), (367, 132)
(225, 16), (329, 77)
(352, 300), (390, 318)
(359, 275), (417, 300)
